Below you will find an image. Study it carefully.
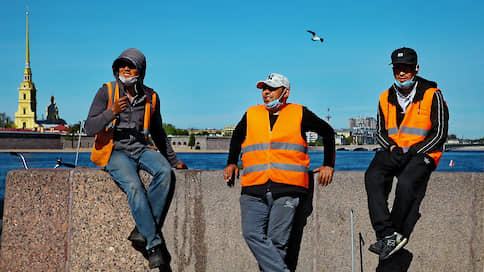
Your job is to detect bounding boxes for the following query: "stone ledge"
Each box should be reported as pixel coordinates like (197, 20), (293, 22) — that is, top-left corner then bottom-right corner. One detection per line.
(0, 169), (482, 271)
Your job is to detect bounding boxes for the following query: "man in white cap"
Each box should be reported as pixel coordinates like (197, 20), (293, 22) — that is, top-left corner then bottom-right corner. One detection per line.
(223, 73), (336, 271)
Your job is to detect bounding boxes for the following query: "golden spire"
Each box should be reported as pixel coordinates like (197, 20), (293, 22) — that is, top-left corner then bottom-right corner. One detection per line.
(23, 8), (31, 81)
(25, 9), (30, 67)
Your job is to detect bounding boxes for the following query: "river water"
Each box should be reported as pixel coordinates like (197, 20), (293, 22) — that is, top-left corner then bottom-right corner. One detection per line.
(0, 151), (482, 199)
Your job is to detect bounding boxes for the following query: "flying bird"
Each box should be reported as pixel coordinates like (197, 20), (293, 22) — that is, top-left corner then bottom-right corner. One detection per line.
(307, 30), (324, 43)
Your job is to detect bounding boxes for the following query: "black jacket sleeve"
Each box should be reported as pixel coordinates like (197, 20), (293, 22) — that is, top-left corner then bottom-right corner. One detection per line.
(410, 90), (449, 154)
(302, 107), (336, 167)
(85, 84), (116, 136)
(227, 113), (247, 165)
(376, 103), (398, 150)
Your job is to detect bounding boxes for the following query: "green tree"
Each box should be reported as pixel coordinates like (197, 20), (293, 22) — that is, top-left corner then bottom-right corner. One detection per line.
(163, 123), (177, 135)
(0, 112), (15, 128)
(448, 133), (457, 140)
(345, 136), (353, 145)
(188, 134), (196, 148)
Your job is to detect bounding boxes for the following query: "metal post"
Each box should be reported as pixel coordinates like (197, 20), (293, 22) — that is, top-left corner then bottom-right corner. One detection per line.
(351, 208), (354, 272)
(74, 121), (83, 167)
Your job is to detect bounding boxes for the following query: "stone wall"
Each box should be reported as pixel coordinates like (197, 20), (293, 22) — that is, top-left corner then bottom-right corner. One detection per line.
(168, 136), (231, 150)
(0, 132), (62, 149)
(0, 169), (482, 271)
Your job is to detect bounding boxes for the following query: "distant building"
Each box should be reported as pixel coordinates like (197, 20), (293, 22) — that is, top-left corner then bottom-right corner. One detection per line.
(349, 117), (376, 130)
(15, 11), (39, 130)
(187, 128), (222, 136)
(223, 126), (235, 136)
(348, 117), (377, 144)
(335, 129), (352, 145)
(37, 96), (67, 130)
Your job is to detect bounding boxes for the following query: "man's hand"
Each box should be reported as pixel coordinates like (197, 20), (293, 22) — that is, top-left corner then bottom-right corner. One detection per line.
(313, 166), (334, 187)
(223, 164), (239, 187)
(175, 162), (188, 169)
(111, 96), (128, 115)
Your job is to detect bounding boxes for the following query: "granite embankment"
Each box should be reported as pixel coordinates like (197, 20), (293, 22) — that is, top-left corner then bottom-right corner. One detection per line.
(0, 169), (482, 271)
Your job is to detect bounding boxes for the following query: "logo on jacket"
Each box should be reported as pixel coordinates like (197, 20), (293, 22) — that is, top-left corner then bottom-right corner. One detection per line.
(423, 157), (431, 165)
(284, 200), (296, 209)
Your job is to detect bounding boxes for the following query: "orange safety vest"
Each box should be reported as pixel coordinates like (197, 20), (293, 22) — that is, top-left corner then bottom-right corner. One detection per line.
(241, 104), (310, 188)
(379, 87), (442, 166)
(90, 82), (156, 167)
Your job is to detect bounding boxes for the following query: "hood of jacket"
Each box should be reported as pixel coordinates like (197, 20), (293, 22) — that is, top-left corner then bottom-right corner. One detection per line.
(112, 48), (147, 85)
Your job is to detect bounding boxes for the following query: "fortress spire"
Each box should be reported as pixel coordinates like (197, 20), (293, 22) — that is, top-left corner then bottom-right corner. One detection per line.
(15, 8), (38, 130)
(24, 9), (32, 81)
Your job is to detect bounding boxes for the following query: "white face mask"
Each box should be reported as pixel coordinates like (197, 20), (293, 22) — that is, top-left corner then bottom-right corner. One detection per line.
(264, 88), (287, 111)
(119, 75), (139, 86)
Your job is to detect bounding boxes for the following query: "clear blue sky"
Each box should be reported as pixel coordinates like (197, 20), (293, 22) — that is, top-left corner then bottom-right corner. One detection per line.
(2, 0), (483, 138)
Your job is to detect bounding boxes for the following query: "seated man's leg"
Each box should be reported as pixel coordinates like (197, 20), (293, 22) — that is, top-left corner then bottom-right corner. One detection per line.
(391, 153), (434, 238)
(106, 150), (161, 250)
(137, 148), (173, 227)
(267, 194), (300, 262)
(240, 193), (289, 272)
(365, 150), (399, 238)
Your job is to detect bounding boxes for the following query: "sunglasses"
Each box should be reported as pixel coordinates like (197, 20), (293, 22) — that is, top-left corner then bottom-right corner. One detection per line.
(263, 85), (281, 92)
(119, 61), (136, 69)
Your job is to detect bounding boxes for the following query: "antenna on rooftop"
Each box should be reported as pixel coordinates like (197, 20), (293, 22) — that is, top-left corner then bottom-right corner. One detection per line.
(325, 108), (332, 123)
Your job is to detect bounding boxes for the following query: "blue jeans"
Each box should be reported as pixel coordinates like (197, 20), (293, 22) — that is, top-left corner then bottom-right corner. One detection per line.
(106, 148), (172, 250)
(240, 192), (300, 272)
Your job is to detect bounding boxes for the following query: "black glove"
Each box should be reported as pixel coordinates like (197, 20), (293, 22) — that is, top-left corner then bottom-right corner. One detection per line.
(390, 146), (407, 166)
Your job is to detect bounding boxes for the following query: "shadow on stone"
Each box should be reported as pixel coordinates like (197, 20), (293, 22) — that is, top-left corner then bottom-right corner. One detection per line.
(376, 249), (413, 272)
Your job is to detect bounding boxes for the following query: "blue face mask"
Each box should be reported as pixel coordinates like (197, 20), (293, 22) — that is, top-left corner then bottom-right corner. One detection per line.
(264, 89), (287, 111)
(394, 76), (416, 90)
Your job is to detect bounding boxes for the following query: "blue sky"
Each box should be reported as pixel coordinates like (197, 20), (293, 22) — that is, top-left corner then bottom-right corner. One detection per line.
(1, 0), (483, 138)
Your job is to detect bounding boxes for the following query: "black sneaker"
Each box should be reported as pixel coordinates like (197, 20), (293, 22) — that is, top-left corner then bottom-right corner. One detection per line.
(127, 226), (146, 247)
(147, 245), (164, 269)
(368, 238), (384, 255)
(379, 232), (408, 260)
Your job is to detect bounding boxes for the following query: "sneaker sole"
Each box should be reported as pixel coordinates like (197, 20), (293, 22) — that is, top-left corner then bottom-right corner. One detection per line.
(368, 245), (382, 255)
(380, 238), (408, 260)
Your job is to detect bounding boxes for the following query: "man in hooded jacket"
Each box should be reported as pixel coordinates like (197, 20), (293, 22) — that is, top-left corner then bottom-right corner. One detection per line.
(85, 48), (186, 270)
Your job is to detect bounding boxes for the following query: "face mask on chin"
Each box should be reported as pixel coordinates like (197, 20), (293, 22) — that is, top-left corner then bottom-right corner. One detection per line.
(394, 76), (416, 90)
(119, 75), (139, 86)
(264, 89), (287, 112)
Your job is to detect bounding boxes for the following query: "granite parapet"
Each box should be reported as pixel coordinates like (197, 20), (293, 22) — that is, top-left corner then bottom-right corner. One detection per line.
(0, 169), (482, 271)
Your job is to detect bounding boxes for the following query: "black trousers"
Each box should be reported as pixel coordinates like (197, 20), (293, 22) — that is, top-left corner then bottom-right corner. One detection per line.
(365, 150), (435, 239)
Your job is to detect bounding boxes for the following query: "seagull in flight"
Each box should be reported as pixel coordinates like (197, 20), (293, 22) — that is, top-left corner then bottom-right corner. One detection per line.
(307, 30), (324, 43)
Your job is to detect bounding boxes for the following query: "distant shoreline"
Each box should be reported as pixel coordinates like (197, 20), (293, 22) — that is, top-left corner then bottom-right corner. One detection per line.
(1, 145), (483, 153)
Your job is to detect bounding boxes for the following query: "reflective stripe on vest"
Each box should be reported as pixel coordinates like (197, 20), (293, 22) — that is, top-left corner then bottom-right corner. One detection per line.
(241, 104), (310, 188)
(143, 89), (157, 139)
(379, 87), (442, 166)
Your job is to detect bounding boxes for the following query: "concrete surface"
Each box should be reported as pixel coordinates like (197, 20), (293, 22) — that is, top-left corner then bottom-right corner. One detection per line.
(0, 169), (482, 271)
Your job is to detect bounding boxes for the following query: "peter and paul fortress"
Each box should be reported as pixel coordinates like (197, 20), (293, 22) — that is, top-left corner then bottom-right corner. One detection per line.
(14, 11), (38, 130)
(13, 10), (66, 131)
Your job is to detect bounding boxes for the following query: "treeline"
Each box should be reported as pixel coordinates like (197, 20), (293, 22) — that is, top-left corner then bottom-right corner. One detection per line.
(163, 123), (189, 135)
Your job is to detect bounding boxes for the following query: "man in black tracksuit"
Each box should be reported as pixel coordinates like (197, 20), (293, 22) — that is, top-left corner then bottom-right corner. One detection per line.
(365, 47), (449, 262)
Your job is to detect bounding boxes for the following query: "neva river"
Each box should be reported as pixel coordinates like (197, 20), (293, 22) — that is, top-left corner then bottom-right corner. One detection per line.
(0, 151), (483, 199)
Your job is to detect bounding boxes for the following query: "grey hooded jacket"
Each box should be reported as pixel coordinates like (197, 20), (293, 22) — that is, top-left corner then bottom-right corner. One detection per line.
(85, 48), (181, 166)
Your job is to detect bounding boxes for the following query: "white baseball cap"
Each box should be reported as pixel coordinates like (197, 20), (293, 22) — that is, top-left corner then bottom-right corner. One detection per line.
(256, 73), (290, 89)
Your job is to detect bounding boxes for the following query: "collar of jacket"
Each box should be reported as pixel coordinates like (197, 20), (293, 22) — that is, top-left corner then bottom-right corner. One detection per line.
(387, 76), (438, 105)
